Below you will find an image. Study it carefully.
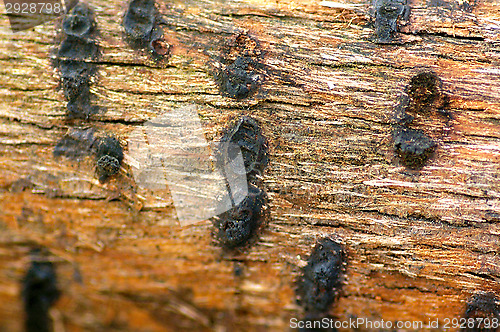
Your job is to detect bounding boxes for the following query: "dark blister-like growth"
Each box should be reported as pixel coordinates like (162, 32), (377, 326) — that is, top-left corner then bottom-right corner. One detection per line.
(406, 71), (444, 111)
(53, 127), (97, 159)
(297, 238), (346, 314)
(392, 71), (450, 169)
(58, 59), (95, 96)
(124, 0), (170, 59)
(62, 2), (95, 38)
(394, 71), (448, 124)
(56, 2), (100, 119)
(97, 155), (121, 179)
(57, 37), (99, 108)
(393, 126), (436, 169)
(214, 184), (266, 248)
(149, 27), (170, 56)
(217, 56), (261, 100)
(65, 95), (98, 119)
(94, 136), (124, 183)
(124, 0), (156, 40)
(373, 0), (410, 43)
(213, 33), (265, 100)
(462, 292), (500, 332)
(58, 36), (100, 61)
(57, 51), (99, 118)
(22, 257), (60, 332)
(218, 116), (269, 178)
(222, 32), (263, 60)
(148, 27), (170, 59)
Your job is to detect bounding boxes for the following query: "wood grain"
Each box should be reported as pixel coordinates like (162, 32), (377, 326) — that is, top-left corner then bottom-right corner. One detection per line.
(0, 0), (499, 330)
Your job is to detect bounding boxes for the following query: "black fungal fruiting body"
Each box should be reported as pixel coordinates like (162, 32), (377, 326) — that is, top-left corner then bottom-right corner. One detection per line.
(22, 258), (60, 332)
(393, 126), (436, 169)
(124, 0), (156, 40)
(216, 56), (261, 100)
(56, 2), (100, 119)
(462, 292), (500, 332)
(392, 71), (448, 169)
(214, 184), (266, 248)
(94, 136), (124, 183)
(123, 0), (170, 59)
(372, 0), (409, 43)
(297, 238), (346, 314)
(213, 116), (269, 249)
(405, 71), (446, 112)
(395, 71), (447, 124)
(218, 116), (269, 179)
(212, 33), (265, 100)
(62, 3), (95, 37)
(53, 129), (123, 183)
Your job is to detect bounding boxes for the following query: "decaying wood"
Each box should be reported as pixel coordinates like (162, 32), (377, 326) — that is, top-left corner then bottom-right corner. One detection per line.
(0, 0), (499, 330)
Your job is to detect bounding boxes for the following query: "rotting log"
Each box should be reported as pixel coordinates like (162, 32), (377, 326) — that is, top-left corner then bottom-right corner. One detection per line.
(0, 0), (499, 331)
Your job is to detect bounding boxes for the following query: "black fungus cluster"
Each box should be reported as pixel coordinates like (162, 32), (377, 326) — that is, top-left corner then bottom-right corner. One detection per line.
(296, 238), (346, 316)
(213, 184), (266, 248)
(123, 0), (170, 59)
(216, 56), (261, 100)
(218, 116), (269, 178)
(53, 5), (124, 183)
(372, 0), (410, 43)
(94, 136), (124, 183)
(54, 128), (123, 183)
(392, 126), (436, 169)
(213, 116), (269, 248)
(56, 2), (99, 119)
(392, 71), (448, 169)
(22, 253), (60, 332)
(212, 33), (265, 100)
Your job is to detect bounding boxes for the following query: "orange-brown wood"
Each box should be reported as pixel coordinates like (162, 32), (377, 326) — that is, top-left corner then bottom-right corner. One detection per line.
(0, 0), (499, 330)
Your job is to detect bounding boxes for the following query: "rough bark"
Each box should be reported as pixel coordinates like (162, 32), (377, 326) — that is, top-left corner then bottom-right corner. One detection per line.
(0, 0), (499, 331)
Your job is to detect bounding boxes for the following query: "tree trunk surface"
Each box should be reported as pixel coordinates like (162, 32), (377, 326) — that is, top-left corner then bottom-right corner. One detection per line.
(0, 0), (499, 331)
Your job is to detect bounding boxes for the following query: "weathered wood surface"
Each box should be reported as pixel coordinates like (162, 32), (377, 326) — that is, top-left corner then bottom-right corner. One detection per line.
(0, 0), (499, 331)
